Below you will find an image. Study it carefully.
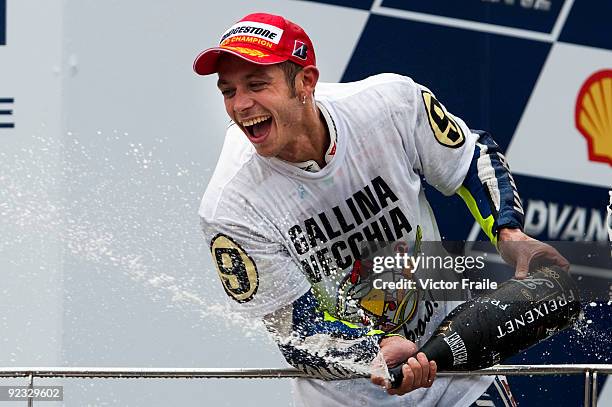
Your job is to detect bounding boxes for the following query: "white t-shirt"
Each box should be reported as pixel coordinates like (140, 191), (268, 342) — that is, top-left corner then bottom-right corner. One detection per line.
(200, 73), (493, 406)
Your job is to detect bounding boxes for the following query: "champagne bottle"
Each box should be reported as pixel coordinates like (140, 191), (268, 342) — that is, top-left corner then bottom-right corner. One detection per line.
(389, 266), (581, 388)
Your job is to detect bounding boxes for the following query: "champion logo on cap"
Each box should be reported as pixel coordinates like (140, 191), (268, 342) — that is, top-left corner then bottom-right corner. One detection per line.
(193, 13), (316, 76)
(219, 21), (284, 46)
(292, 40), (308, 60)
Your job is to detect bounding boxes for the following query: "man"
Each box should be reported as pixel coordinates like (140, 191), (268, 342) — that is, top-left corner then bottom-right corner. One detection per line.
(194, 13), (568, 406)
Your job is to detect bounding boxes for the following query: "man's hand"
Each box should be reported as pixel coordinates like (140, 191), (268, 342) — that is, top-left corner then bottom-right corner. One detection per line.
(498, 228), (570, 279)
(370, 336), (437, 395)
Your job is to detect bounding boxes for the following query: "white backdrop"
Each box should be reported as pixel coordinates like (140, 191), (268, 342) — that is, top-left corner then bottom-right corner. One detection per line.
(0, 1), (369, 406)
(2, 1), (610, 406)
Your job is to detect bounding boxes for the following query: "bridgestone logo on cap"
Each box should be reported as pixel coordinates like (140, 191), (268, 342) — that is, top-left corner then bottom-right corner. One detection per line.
(219, 21), (284, 45)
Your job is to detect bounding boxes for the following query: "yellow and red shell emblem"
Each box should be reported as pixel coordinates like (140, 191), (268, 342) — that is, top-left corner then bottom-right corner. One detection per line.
(575, 69), (612, 166)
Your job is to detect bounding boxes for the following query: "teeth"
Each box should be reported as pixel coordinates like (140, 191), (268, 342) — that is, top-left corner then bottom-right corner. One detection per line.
(242, 115), (271, 127)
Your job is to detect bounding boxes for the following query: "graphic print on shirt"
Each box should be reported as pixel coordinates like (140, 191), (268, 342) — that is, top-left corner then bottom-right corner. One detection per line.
(287, 176), (413, 284)
(284, 176), (439, 338)
(421, 90), (465, 148)
(210, 233), (259, 303)
(336, 225), (424, 334)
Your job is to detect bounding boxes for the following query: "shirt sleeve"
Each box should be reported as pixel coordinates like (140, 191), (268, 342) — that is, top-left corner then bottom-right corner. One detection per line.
(383, 75), (524, 242)
(411, 82), (478, 196)
(200, 200), (311, 318)
(381, 74), (477, 196)
(456, 130), (525, 244)
(263, 289), (386, 380)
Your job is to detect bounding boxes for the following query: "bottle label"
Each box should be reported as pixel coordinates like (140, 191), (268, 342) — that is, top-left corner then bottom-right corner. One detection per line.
(495, 291), (575, 339)
(443, 332), (468, 366)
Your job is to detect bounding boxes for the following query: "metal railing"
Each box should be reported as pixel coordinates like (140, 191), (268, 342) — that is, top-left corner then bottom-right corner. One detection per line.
(1, 364), (610, 406)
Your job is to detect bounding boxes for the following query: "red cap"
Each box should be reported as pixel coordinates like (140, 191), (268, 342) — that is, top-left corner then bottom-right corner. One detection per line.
(193, 13), (316, 76)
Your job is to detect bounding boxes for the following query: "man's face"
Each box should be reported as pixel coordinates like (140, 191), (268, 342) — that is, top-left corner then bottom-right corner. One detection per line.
(216, 55), (302, 157)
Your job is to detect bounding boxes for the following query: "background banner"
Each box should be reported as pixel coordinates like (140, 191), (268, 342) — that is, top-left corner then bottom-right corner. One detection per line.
(1, 1), (610, 405)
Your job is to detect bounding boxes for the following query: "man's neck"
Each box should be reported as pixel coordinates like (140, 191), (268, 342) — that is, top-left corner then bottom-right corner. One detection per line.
(277, 104), (330, 168)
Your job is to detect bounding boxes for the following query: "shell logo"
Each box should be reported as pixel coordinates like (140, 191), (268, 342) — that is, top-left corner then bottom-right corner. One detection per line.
(575, 70), (612, 166)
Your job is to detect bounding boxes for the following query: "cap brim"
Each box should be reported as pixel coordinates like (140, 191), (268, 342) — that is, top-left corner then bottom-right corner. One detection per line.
(193, 47), (288, 76)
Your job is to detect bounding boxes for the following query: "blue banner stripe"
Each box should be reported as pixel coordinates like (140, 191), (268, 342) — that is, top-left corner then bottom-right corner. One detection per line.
(0, 98), (14, 103)
(297, 0), (374, 11)
(380, 0), (564, 33)
(559, 1), (612, 51)
(0, 110), (12, 115)
(0, 123), (14, 128)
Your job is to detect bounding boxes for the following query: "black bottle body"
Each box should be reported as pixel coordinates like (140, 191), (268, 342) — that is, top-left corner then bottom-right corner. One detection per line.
(389, 266), (581, 387)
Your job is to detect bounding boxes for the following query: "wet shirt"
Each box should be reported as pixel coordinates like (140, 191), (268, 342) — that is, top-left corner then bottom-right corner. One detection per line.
(200, 73), (493, 406)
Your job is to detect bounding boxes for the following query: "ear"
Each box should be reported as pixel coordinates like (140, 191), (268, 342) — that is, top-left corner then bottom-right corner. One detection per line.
(298, 65), (319, 95)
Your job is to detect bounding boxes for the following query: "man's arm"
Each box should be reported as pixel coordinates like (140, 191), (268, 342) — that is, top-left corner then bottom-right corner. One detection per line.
(263, 289), (436, 394)
(262, 289), (383, 380)
(456, 130), (524, 245)
(457, 130), (569, 277)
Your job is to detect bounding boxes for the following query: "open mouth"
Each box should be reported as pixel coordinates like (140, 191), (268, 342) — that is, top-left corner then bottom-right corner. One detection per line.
(242, 115), (272, 142)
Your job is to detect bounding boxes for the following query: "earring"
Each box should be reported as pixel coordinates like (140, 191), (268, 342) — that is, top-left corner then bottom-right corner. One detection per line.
(302, 95), (307, 105)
